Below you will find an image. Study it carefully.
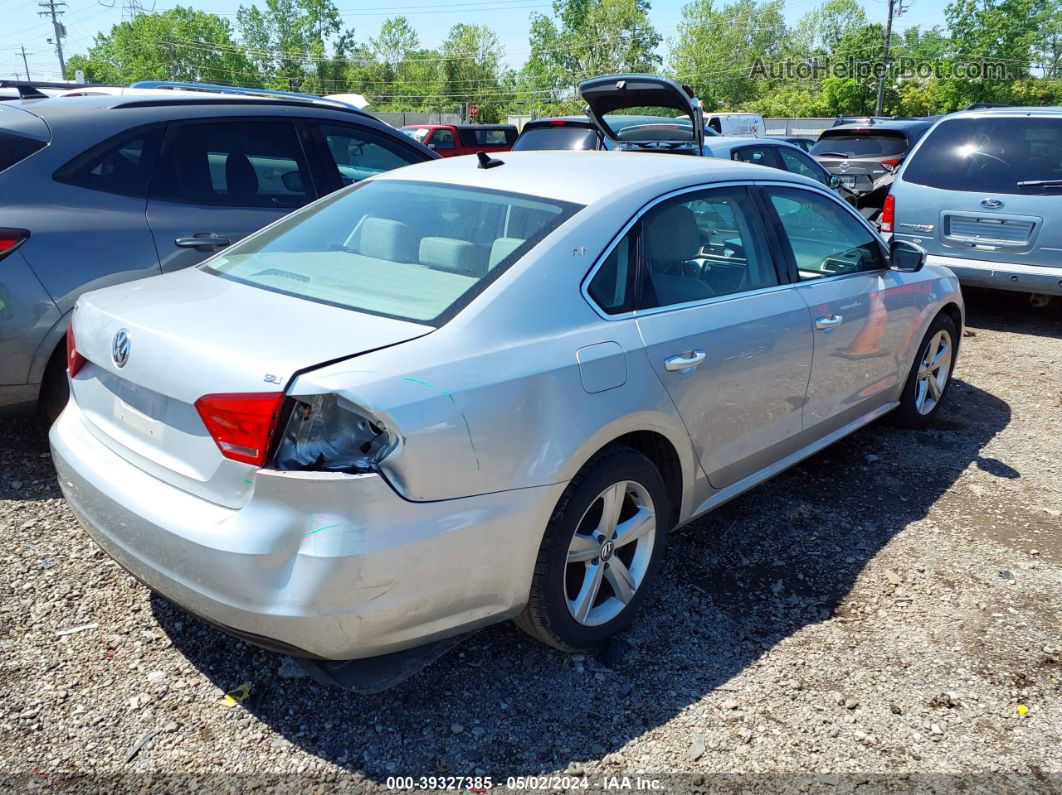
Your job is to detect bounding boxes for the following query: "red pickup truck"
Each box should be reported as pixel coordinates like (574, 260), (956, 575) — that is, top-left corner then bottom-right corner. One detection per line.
(399, 124), (517, 158)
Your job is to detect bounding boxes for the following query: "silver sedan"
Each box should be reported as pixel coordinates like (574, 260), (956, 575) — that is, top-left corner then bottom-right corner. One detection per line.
(50, 151), (963, 668)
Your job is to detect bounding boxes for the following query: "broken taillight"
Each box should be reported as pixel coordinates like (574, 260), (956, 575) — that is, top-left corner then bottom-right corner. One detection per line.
(880, 194), (895, 234)
(273, 394), (396, 474)
(880, 158), (901, 172)
(0, 228), (29, 262)
(66, 322), (87, 378)
(195, 393), (286, 467)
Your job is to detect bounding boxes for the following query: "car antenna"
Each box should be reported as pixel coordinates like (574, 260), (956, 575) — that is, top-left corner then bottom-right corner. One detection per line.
(477, 151), (504, 169)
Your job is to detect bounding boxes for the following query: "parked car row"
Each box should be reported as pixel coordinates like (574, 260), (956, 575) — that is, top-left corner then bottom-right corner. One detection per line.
(510, 78), (1060, 301)
(0, 71), (1053, 690)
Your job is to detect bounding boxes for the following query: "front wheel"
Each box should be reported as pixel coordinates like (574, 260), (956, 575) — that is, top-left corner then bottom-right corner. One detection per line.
(515, 446), (671, 651)
(891, 312), (958, 429)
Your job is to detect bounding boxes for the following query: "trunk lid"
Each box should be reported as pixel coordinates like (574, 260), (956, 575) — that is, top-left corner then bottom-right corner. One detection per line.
(578, 74), (704, 155)
(69, 267), (432, 507)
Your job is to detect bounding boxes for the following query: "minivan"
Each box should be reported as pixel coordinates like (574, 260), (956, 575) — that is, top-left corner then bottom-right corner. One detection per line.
(886, 107), (1062, 300)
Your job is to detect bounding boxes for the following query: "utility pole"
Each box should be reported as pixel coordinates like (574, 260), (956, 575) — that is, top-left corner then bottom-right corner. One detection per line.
(38, 0), (67, 78)
(20, 46), (31, 81)
(874, 0), (906, 116)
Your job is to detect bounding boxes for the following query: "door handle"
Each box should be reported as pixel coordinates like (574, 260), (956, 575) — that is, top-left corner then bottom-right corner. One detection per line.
(664, 350), (706, 371)
(175, 234), (232, 250)
(815, 314), (844, 330)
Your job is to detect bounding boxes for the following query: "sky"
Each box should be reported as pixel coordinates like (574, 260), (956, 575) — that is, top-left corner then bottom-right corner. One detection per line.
(0, 0), (952, 82)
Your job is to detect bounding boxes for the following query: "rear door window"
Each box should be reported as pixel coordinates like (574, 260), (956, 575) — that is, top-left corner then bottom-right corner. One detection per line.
(54, 128), (163, 196)
(151, 121), (312, 208)
(313, 123), (425, 190)
(902, 117), (1062, 195)
(731, 144), (782, 168)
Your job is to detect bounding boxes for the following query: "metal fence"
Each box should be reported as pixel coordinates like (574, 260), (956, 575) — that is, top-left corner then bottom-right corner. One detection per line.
(763, 117), (835, 136)
(368, 111), (462, 128)
(508, 114), (836, 136)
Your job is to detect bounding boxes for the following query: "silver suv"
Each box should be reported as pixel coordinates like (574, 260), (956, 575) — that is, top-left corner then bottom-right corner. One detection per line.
(0, 93), (435, 419)
(886, 107), (1062, 300)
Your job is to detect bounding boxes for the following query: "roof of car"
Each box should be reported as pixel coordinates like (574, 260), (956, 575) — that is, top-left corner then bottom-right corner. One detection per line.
(705, 136), (802, 154)
(523, 116), (596, 127)
(827, 118), (934, 132)
(9, 92), (372, 121)
(944, 106), (1062, 118)
(370, 149), (819, 205)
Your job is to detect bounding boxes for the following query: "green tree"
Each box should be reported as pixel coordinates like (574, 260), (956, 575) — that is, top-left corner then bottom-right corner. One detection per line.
(236, 0), (349, 92)
(64, 7), (258, 85)
(519, 0), (661, 115)
(440, 24), (510, 122)
(671, 0), (787, 110)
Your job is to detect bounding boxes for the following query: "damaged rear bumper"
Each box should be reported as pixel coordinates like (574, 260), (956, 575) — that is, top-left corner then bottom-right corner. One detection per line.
(50, 402), (563, 660)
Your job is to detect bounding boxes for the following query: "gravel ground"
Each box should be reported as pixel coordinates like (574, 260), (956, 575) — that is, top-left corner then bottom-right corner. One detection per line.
(1, 289), (1059, 792)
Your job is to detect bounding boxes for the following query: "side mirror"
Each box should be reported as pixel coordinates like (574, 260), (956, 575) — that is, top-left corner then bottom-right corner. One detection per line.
(889, 239), (926, 272)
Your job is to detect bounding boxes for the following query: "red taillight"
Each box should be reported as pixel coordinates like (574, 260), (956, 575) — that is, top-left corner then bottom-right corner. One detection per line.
(66, 322), (87, 378)
(880, 194), (895, 233)
(0, 228), (29, 260)
(195, 393), (285, 467)
(880, 158), (901, 172)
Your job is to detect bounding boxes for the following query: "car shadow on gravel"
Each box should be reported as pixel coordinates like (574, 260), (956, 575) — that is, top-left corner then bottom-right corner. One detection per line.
(962, 287), (1062, 339)
(0, 414), (58, 503)
(151, 376), (1013, 781)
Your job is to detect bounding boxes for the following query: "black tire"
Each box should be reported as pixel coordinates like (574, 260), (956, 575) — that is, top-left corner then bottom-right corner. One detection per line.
(515, 446), (671, 651)
(891, 312), (958, 429)
(37, 345), (69, 426)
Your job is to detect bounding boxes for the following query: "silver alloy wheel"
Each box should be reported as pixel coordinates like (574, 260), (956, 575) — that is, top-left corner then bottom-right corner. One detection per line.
(564, 480), (656, 627)
(915, 329), (953, 415)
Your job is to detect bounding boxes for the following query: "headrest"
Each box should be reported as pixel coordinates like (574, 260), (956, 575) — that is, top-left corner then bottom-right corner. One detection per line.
(419, 237), (485, 276)
(488, 237), (524, 269)
(644, 204), (701, 264)
(359, 217), (417, 262)
(224, 153), (259, 203)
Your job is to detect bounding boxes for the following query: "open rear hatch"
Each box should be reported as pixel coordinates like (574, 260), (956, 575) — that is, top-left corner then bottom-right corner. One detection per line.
(578, 74), (704, 155)
(68, 267), (431, 508)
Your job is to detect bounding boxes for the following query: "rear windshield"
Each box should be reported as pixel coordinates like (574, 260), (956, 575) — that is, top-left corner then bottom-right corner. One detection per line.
(902, 117), (1062, 194)
(512, 126), (599, 151)
(201, 180), (582, 325)
(810, 130), (908, 157)
(605, 113), (696, 142)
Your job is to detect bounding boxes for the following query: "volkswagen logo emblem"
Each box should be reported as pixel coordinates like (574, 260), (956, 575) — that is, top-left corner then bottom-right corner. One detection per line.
(600, 539), (615, 561)
(112, 329), (131, 368)
(837, 160), (851, 173)
(981, 198), (1004, 209)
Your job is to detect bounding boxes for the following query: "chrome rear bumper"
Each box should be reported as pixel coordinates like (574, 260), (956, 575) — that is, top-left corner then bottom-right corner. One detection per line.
(927, 254), (1062, 296)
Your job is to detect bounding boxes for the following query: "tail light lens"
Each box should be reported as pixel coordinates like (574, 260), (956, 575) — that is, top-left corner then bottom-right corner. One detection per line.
(0, 228), (29, 262)
(880, 158), (901, 172)
(273, 394), (396, 474)
(66, 322), (87, 377)
(881, 194), (895, 233)
(195, 393), (286, 467)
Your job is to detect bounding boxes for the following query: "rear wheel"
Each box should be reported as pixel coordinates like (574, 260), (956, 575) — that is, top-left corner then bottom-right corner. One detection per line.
(891, 312), (957, 429)
(516, 446), (670, 651)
